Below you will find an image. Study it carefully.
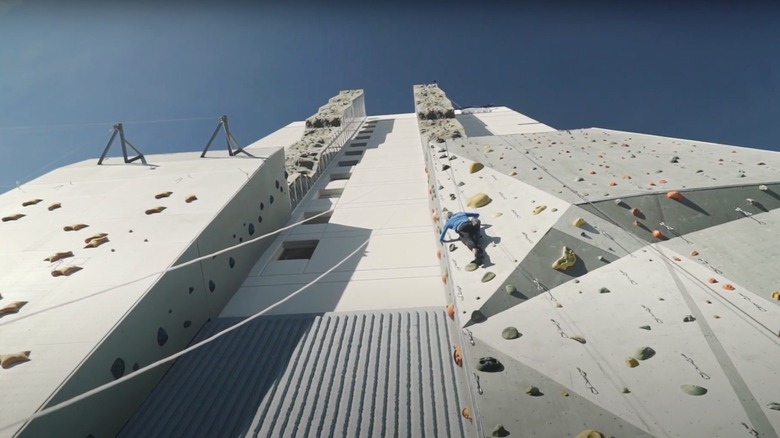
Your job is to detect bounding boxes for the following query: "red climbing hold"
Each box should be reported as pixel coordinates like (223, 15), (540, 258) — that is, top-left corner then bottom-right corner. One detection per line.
(652, 230), (663, 239)
(666, 191), (684, 201)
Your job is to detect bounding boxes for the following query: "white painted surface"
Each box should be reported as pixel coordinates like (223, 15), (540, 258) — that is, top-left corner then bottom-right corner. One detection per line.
(456, 106), (555, 135)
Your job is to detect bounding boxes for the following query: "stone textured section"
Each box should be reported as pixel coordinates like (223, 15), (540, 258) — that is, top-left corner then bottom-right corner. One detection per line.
(413, 84), (465, 143)
(285, 90), (365, 178)
(120, 309), (467, 438)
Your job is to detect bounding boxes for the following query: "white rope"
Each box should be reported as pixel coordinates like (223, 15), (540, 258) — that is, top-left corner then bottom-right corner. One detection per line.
(0, 116), (215, 131)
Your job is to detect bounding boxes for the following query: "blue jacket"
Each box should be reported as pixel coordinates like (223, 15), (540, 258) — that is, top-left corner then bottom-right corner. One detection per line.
(439, 212), (480, 242)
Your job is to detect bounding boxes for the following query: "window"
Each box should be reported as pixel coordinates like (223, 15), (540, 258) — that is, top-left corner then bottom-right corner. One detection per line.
(319, 188), (344, 199)
(339, 160), (359, 167)
(355, 135), (370, 140)
(345, 150), (363, 156)
(350, 142), (367, 147)
(303, 211), (333, 224)
(329, 172), (351, 181)
(278, 240), (319, 260)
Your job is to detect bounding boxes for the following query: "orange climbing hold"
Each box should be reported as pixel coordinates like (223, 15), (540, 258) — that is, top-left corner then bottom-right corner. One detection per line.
(666, 191), (684, 201)
(690, 250), (699, 256)
(441, 273), (448, 284)
(659, 179), (668, 184)
(651, 230), (663, 239)
(673, 256), (682, 262)
(771, 291), (780, 301)
(453, 345), (463, 367)
(723, 284), (735, 291)
(436, 248), (442, 260)
(446, 304), (455, 319)
(708, 278), (718, 284)
(609, 181), (617, 186)
(461, 407), (472, 421)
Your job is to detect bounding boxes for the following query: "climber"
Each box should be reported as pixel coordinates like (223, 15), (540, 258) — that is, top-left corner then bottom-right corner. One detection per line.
(439, 211), (485, 265)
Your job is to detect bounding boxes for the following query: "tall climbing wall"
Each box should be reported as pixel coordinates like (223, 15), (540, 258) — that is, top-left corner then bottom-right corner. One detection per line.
(419, 86), (780, 437)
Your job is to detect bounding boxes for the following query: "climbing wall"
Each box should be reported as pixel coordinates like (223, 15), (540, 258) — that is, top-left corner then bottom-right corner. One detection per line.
(0, 148), (291, 438)
(422, 103), (780, 437)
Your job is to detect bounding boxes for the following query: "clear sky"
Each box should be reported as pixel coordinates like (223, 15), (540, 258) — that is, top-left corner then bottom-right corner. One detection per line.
(1, 1), (779, 190)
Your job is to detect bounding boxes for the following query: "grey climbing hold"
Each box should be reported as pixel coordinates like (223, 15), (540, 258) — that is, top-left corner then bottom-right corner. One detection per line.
(622, 387), (631, 394)
(502, 327), (520, 339)
(481, 272), (496, 282)
(639, 325), (651, 330)
(670, 156), (679, 163)
(492, 424), (509, 437)
(683, 315), (696, 322)
(439, 154), (447, 159)
(458, 181), (465, 186)
(599, 287), (610, 294)
(448, 244), (457, 252)
(442, 165), (450, 171)
(575, 177), (585, 182)
(681, 384), (708, 396)
(570, 336), (586, 344)
(767, 402), (780, 410)
(504, 284), (516, 294)
(438, 185), (444, 190)
(464, 263), (478, 272)
(635, 346), (656, 360)
(476, 357), (503, 372)
(597, 256), (609, 263)
(614, 198), (624, 206)
(471, 310), (486, 323)
(449, 194), (456, 200)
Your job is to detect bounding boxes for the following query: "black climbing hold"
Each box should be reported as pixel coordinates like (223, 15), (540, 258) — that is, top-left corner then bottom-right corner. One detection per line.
(157, 327), (168, 346)
(476, 357), (504, 372)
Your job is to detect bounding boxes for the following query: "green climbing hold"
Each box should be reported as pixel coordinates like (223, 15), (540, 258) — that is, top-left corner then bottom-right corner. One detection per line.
(525, 386), (541, 396)
(599, 287), (610, 294)
(635, 346), (656, 360)
(504, 284), (516, 294)
(471, 310), (486, 323)
(639, 325), (651, 330)
(681, 384), (708, 396)
(502, 327), (520, 339)
(464, 263), (478, 272)
(481, 272), (496, 283)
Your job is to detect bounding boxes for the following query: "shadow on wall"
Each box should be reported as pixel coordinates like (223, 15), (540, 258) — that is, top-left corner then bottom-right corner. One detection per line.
(119, 223), (371, 438)
(455, 112), (493, 137)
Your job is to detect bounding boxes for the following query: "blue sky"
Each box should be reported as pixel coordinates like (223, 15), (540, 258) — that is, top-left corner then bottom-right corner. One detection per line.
(1, 1), (779, 190)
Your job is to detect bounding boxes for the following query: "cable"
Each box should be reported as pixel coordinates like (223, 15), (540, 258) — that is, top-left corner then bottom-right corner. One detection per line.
(0, 237), (371, 434)
(0, 116), (216, 131)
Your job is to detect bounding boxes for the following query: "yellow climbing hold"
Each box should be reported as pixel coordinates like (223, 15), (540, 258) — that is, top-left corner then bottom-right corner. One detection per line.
(63, 224), (88, 231)
(44, 251), (74, 263)
(468, 162), (484, 173)
(573, 217), (586, 228)
(2, 214), (25, 222)
(84, 236), (109, 249)
(552, 246), (577, 271)
(145, 206), (167, 215)
(185, 195), (198, 203)
(576, 431), (606, 438)
(22, 199), (42, 207)
(570, 336), (586, 344)
(154, 191), (173, 199)
(48, 203), (61, 211)
(51, 266), (82, 277)
(532, 205), (547, 215)
(1, 351), (31, 369)
(508, 170), (517, 176)
(771, 291), (779, 301)
(84, 233), (108, 244)
(466, 193), (492, 208)
(625, 357), (639, 368)
(0, 301), (27, 316)
(492, 212), (503, 218)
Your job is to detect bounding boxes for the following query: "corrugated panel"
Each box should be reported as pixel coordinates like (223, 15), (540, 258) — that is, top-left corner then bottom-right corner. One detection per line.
(120, 309), (467, 438)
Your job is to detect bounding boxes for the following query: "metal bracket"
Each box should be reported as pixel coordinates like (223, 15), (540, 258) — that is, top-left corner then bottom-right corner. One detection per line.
(97, 123), (147, 165)
(201, 115), (254, 158)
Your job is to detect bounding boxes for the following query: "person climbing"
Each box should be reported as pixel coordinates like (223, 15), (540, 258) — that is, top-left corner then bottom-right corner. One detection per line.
(439, 211), (485, 265)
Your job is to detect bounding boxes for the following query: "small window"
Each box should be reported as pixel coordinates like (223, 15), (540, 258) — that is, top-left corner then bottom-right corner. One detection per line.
(330, 172), (351, 181)
(303, 211), (333, 224)
(318, 188), (344, 199)
(350, 142), (367, 147)
(339, 160), (359, 167)
(345, 150), (363, 156)
(355, 135), (370, 140)
(279, 240), (319, 260)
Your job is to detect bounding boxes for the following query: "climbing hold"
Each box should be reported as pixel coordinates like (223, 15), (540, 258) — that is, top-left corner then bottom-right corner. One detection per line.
(185, 195), (198, 203)
(508, 170), (517, 176)
(532, 205), (547, 215)
(551, 208), (558, 212)
(707, 278), (718, 284)
(690, 250), (699, 256)
(436, 248), (442, 260)
(448, 243), (457, 252)
(431, 212), (439, 223)
(44, 251), (74, 263)
(651, 230), (664, 239)
(468, 162), (484, 173)
(723, 284), (735, 291)
(491, 424), (509, 437)
(771, 291), (780, 301)
(476, 357), (503, 372)
(48, 203), (61, 211)
(84, 236), (109, 249)
(502, 327), (521, 339)
(453, 345), (463, 367)
(551, 246), (576, 271)
(63, 224), (88, 231)
(51, 266), (82, 277)
(573, 217), (586, 228)
(441, 273), (448, 283)
(597, 256), (608, 263)
(614, 199), (624, 206)
(441, 164), (450, 171)
(670, 156), (679, 163)
(683, 315), (696, 322)
(759, 185), (768, 191)
(666, 191), (684, 201)
(767, 402), (780, 411)
(22, 199), (42, 207)
(575, 177), (584, 182)
(576, 431), (606, 438)
(446, 304), (454, 319)
(681, 385), (707, 396)
(492, 212), (503, 218)
(1, 351), (31, 369)
(560, 391), (569, 397)
(746, 198), (755, 205)
(639, 325), (651, 330)
(525, 386), (541, 396)
(449, 194), (456, 201)
(471, 310), (486, 323)
(464, 263), (478, 272)
(570, 336), (586, 344)
(504, 284), (516, 294)
(154, 191), (172, 199)
(625, 357), (639, 368)
(481, 272), (496, 282)
(599, 287), (610, 294)
(635, 346), (656, 360)
(631, 208), (641, 217)
(673, 256), (681, 262)
(0, 301), (27, 316)
(2, 214), (25, 222)
(609, 181), (617, 186)
(622, 387), (631, 394)
(466, 193), (492, 208)
(457, 181), (465, 187)
(555, 303), (563, 308)
(461, 407), (472, 421)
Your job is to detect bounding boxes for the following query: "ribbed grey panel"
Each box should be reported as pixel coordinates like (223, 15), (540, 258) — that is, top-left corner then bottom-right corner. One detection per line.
(120, 309), (467, 438)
